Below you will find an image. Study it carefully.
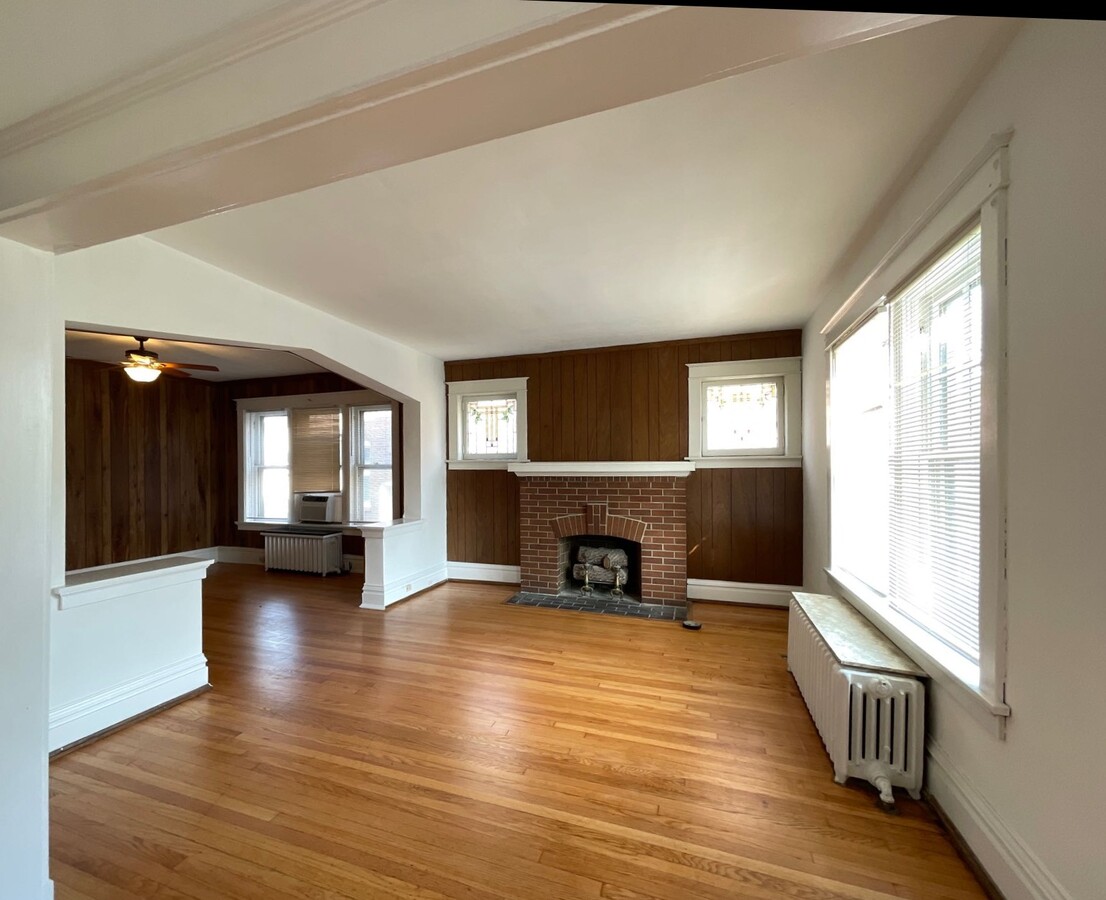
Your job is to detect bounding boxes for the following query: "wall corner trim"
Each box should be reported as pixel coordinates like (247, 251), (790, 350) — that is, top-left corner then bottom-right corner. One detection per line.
(926, 740), (1074, 900)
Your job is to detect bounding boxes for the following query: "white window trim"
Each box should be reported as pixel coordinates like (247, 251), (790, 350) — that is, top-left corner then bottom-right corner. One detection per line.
(446, 377), (528, 469)
(237, 390), (394, 526)
(823, 134), (1010, 733)
(687, 358), (801, 468)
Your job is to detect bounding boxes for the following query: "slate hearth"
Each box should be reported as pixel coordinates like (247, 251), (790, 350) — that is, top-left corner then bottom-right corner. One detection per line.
(506, 590), (686, 621)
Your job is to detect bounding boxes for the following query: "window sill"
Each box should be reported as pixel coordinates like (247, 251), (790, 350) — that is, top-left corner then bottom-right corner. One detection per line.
(447, 458), (528, 470)
(825, 567), (1010, 736)
(236, 520), (365, 537)
(687, 455), (801, 469)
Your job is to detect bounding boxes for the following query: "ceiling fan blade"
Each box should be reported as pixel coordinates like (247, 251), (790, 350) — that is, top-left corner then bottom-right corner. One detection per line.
(160, 367), (192, 378)
(159, 361), (220, 372)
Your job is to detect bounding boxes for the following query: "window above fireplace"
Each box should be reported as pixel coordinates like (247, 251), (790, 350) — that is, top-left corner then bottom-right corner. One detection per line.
(447, 376), (529, 468)
(687, 358), (801, 467)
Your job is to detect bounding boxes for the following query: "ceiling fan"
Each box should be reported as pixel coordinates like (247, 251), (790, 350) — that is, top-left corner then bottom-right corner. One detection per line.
(118, 336), (220, 383)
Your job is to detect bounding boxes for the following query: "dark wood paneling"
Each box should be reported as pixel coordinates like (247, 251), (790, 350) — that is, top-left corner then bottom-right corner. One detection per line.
(445, 330), (801, 463)
(447, 469), (520, 566)
(65, 360), (216, 570)
(67, 364), (405, 568)
(686, 467), (803, 585)
(444, 331), (803, 581)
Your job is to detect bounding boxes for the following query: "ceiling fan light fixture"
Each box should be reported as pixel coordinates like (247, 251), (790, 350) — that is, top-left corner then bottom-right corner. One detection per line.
(124, 364), (161, 383)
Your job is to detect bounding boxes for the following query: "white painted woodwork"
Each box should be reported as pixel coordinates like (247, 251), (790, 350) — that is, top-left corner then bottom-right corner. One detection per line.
(686, 579), (801, 607)
(447, 562), (522, 584)
(50, 558), (213, 752)
(0, 237), (56, 900)
(507, 461), (695, 478)
(360, 520), (447, 609)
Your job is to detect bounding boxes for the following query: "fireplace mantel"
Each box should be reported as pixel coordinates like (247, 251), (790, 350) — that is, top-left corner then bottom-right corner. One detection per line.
(507, 461), (695, 478)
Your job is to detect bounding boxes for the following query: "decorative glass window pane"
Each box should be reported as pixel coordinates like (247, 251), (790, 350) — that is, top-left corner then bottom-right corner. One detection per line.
(704, 379), (782, 453)
(464, 396), (517, 457)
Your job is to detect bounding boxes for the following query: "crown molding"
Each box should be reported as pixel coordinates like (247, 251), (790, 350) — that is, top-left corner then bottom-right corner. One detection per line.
(0, 0), (392, 158)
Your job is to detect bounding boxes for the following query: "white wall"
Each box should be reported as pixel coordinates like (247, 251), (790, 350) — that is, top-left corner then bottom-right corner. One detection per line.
(803, 21), (1106, 900)
(54, 235), (447, 559)
(50, 559), (212, 752)
(0, 237), (57, 898)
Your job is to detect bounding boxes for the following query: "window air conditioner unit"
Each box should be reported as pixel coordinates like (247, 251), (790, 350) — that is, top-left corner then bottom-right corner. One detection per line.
(294, 492), (342, 524)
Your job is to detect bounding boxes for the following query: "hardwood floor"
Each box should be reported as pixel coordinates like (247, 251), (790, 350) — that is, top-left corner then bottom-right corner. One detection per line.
(50, 564), (986, 899)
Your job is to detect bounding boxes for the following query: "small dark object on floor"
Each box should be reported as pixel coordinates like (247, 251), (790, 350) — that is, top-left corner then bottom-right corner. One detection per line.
(682, 620), (702, 630)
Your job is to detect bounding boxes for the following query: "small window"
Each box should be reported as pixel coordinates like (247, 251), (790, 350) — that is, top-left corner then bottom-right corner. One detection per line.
(464, 395), (517, 458)
(703, 376), (784, 455)
(447, 377), (529, 467)
(687, 358), (800, 466)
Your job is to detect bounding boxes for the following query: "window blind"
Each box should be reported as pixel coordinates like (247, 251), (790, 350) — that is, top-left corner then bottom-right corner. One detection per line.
(887, 223), (982, 664)
(290, 408), (341, 493)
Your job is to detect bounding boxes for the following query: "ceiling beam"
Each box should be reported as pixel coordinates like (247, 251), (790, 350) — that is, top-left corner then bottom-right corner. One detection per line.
(0, 6), (944, 253)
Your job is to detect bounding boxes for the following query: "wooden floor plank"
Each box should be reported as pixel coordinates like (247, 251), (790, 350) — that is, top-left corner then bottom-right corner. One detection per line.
(50, 565), (986, 899)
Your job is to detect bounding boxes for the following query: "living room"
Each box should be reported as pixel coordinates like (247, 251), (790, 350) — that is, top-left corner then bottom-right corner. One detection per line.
(2, 7), (1106, 900)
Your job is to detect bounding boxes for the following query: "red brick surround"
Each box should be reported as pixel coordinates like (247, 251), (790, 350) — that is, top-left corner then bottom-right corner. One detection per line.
(519, 476), (687, 605)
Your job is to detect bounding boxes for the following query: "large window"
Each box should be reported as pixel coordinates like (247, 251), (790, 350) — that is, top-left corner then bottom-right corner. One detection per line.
(826, 140), (1009, 724)
(240, 391), (397, 525)
(834, 224), (983, 663)
(687, 358), (801, 466)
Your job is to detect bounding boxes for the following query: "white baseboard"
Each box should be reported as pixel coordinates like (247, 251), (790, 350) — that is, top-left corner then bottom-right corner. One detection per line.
(686, 579), (799, 607)
(447, 561), (521, 584)
(361, 563), (448, 610)
(49, 654), (209, 753)
(926, 741), (1073, 900)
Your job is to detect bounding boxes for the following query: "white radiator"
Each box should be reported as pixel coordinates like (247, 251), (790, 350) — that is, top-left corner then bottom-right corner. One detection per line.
(788, 599), (924, 805)
(262, 532), (343, 576)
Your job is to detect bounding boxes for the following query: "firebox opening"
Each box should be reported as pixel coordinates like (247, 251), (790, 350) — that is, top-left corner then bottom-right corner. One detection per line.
(562, 534), (642, 598)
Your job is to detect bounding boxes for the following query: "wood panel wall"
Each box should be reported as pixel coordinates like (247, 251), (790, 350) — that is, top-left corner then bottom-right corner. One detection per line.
(65, 359), (215, 570)
(686, 467), (802, 585)
(443, 330), (803, 585)
(66, 364), (404, 569)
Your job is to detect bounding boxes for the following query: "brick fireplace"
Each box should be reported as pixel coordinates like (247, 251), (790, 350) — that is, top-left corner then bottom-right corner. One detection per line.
(513, 464), (692, 606)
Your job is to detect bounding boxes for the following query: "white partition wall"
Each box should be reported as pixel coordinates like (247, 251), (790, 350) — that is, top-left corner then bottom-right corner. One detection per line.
(50, 558), (213, 753)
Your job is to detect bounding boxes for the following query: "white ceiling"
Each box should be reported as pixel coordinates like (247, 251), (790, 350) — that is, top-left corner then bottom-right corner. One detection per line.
(0, 0), (285, 129)
(149, 15), (1014, 361)
(64, 330), (327, 382)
